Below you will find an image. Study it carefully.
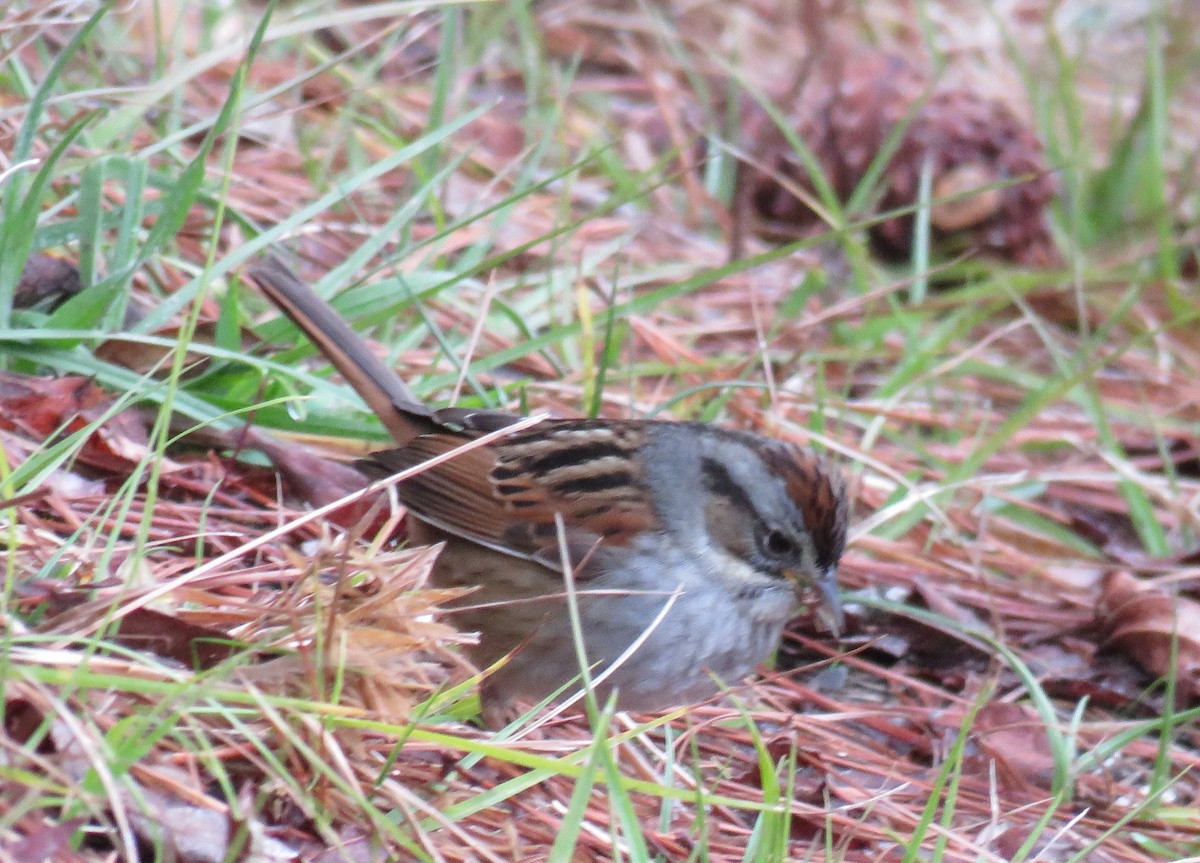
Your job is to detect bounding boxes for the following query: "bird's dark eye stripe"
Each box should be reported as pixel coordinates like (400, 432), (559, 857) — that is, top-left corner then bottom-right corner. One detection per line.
(700, 457), (756, 514)
(525, 440), (628, 474)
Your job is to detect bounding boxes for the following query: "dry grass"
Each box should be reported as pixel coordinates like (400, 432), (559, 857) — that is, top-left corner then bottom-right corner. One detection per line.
(3, 1), (1200, 861)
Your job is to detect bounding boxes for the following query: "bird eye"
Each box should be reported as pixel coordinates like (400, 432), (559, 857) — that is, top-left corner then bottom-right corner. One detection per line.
(764, 530), (795, 557)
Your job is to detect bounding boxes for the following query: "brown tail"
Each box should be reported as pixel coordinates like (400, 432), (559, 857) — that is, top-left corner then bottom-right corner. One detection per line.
(247, 255), (435, 445)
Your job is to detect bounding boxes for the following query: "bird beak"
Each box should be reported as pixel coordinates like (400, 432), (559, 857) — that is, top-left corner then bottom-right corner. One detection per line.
(811, 567), (843, 637)
(783, 567), (843, 636)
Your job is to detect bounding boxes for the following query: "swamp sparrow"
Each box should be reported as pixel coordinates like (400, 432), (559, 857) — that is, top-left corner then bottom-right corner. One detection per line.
(249, 257), (847, 719)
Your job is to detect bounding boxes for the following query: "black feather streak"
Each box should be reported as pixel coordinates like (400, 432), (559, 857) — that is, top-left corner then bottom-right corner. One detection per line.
(527, 439), (627, 474)
(551, 471), (634, 496)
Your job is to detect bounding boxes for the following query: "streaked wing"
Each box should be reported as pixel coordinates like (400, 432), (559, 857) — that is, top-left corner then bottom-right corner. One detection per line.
(362, 420), (662, 571)
(362, 434), (514, 550)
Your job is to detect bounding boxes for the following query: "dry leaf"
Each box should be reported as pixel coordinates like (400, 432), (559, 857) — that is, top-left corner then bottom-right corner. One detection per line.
(14, 252), (81, 309)
(972, 701), (1057, 794)
(0, 816), (90, 863)
(1097, 571), (1200, 700)
(0, 372), (156, 475)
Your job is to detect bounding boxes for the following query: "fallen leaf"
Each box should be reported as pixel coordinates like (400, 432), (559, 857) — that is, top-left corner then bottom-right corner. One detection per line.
(0, 816), (90, 863)
(971, 701), (1057, 794)
(37, 594), (246, 670)
(4, 696), (54, 754)
(1097, 571), (1200, 700)
(14, 253), (82, 310)
(0, 371), (157, 475)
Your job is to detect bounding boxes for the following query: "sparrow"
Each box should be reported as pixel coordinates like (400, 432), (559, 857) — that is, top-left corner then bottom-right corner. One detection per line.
(249, 256), (847, 719)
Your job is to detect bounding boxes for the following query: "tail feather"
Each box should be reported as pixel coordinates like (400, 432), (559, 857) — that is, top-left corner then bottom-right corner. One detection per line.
(248, 255), (434, 445)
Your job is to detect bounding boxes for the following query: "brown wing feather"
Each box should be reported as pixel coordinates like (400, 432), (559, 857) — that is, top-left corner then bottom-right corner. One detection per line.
(362, 421), (663, 572)
(365, 434), (516, 550)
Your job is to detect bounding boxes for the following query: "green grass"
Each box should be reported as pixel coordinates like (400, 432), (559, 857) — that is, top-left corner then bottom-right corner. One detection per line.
(2, 1), (1200, 860)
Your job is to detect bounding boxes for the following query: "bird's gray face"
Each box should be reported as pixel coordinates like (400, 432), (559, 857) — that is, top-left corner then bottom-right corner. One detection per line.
(646, 425), (847, 631)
